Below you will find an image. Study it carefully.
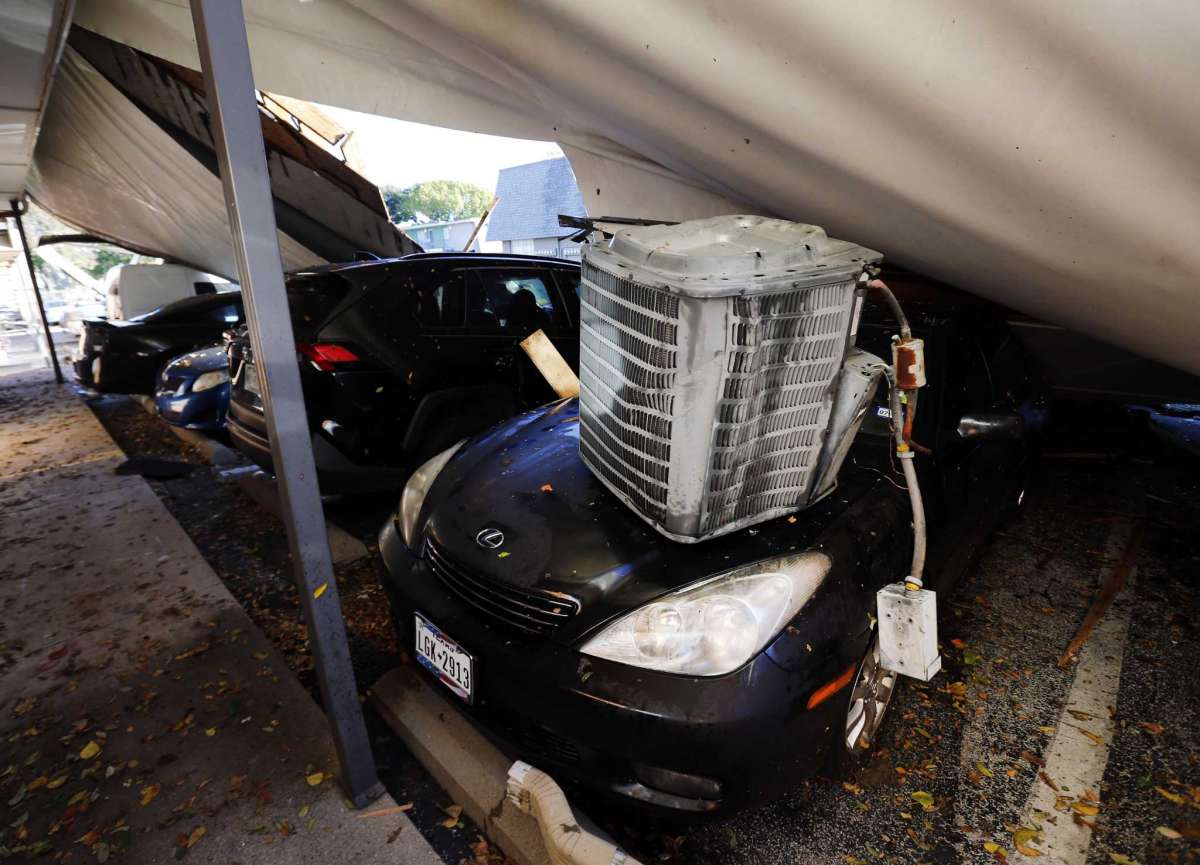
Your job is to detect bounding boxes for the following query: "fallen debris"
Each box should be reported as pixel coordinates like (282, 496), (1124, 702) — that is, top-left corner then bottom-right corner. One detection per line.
(1058, 524), (1144, 670)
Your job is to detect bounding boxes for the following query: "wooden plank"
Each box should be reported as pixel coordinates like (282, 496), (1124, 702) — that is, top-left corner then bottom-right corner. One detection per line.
(1057, 522), (1144, 670)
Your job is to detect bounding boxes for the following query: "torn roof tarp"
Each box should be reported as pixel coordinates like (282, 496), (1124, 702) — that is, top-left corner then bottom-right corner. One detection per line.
(62, 0), (1200, 375)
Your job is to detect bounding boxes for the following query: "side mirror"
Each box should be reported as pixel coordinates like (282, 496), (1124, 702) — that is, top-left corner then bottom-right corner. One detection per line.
(957, 411), (1024, 441)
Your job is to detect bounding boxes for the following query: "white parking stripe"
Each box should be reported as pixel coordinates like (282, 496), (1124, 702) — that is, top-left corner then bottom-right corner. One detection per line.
(1012, 529), (1137, 863)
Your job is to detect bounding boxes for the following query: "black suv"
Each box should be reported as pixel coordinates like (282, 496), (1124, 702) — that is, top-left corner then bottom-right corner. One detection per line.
(226, 253), (581, 492)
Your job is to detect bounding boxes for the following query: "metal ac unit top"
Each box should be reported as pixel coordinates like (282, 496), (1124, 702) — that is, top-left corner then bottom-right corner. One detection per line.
(586, 215), (882, 298)
(579, 215), (884, 543)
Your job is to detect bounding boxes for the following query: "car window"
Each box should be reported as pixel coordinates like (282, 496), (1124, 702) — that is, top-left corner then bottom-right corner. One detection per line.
(467, 269), (565, 335)
(207, 303), (243, 324)
(556, 268), (581, 298)
(413, 268), (466, 329)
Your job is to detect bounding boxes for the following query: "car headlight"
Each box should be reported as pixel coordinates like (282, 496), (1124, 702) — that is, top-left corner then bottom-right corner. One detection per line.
(192, 370), (230, 392)
(399, 440), (466, 548)
(580, 552), (831, 676)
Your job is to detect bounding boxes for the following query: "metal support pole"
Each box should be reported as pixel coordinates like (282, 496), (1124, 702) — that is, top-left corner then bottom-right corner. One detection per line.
(10, 199), (64, 383)
(188, 0), (383, 808)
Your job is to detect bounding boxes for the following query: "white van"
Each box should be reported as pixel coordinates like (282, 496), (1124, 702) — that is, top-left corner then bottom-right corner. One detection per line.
(105, 264), (234, 320)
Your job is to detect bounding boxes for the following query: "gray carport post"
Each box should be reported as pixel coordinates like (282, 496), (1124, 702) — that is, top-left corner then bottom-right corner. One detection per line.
(8, 199), (65, 384)
(188, 0), (384, 807)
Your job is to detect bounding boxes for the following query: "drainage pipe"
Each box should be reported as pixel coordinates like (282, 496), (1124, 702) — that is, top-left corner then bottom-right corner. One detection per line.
(507, 761), (640, 865)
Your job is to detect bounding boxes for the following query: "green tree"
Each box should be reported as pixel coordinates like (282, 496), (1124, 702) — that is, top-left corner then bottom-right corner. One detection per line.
(381, 180), (490, 224)
(86, 248), (132, 280)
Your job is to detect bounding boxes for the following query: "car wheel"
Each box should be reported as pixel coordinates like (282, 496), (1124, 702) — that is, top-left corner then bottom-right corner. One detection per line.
(833, 634), (898, 773)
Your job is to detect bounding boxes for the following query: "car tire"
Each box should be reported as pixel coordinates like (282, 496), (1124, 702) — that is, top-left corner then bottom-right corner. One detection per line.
(829, 633), (899, 778)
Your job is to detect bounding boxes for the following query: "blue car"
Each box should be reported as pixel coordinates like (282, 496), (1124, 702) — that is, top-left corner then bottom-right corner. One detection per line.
(154, 345), (230, 432)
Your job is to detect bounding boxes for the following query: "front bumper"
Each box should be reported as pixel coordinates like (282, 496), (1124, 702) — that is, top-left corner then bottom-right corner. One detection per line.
(154, 383), (229, 431)
(227, 404), (406, 493)
(377, 518), (849, 814)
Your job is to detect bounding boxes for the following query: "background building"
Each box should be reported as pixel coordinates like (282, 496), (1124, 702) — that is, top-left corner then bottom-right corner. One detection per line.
(401, 217), (493, 253)
(487, 158), (587, 260)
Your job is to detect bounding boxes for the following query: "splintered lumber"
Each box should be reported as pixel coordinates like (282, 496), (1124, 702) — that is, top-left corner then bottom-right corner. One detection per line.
(1057, 523), (1144, 670)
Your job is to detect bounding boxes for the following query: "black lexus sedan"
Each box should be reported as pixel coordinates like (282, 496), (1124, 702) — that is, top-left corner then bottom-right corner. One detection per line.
(74, 291), (244, 394)
(226, 253), (580, 492)
(378, 301), (1043, 815)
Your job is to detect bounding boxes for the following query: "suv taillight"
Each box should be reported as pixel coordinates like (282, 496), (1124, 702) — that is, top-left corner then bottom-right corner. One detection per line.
(298, 342), (360, 372)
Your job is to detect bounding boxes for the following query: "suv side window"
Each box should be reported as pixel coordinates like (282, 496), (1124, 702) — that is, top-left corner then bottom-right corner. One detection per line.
(413, 268), (466, 329)
(206, 302), (243, 325)
(467, 269), (566, 335)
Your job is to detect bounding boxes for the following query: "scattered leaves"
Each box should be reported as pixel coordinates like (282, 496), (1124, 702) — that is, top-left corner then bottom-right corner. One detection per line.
(442, 804), (463, 828)
(910, 791), (935, 812)
(140, 783), (161, 806)
(305, 772), (324, 787)
(1107, 854), (1143, 865)
(1156, 787), (1186, 806)
(358, 803), (414, 819)
(79, 740), (101, 760)
(1012, 827), (1043, 857)
(1157, 826), (1182, 840)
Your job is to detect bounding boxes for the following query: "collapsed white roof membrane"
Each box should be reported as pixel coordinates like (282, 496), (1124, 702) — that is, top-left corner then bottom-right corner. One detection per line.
(68, 0), (1200, 374)
(29, 47), (322, 277)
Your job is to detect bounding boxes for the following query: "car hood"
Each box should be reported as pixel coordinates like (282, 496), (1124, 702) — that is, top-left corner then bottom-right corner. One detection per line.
(165, 345), (226, 375)
(421, 399), (874, 642)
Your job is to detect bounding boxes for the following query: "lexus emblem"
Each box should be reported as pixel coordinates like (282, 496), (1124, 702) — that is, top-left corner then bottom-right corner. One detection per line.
(475, 527), (505, 549)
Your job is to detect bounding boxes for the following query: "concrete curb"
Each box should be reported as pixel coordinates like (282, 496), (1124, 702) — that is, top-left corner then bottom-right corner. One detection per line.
(371, 667), (552, 865)
(129, 395), (238, 464)
(167, 423), (241, 465)
(236, 469), (369, 565)
(128, 393), (368, 564)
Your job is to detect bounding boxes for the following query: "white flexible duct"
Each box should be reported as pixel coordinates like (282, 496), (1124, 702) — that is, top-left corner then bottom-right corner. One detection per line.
(506, 762), (640, 865)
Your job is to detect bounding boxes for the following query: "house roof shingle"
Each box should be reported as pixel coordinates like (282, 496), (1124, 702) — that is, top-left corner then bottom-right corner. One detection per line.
(487, 157), (586, 242)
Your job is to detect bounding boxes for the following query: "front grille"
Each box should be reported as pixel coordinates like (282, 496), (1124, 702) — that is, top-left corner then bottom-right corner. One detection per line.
(424, 538), (579, 635)
(160, 374), (189, 394)
(492, 714), (584, 766)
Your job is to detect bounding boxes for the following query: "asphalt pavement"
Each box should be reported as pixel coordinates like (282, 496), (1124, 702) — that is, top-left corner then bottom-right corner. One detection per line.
(63, 383), (1200, 865)
(630, 412), (1200, 865)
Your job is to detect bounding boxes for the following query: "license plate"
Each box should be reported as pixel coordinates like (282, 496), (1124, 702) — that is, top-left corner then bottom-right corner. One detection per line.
(414, 613), (474, 703)
(241, 360), (260, 395)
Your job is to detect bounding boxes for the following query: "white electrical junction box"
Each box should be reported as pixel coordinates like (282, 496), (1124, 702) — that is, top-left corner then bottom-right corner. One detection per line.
(877, 583), (942, 681)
